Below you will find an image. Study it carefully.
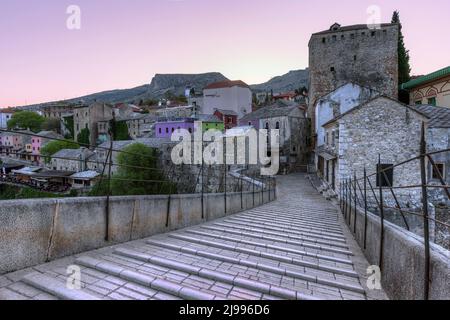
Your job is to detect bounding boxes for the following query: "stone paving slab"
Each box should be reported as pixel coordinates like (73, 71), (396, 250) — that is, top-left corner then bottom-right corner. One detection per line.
(1, 174), (388, 300)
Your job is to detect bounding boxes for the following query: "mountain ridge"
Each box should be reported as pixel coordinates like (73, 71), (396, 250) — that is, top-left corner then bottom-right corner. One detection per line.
(15, 69), (309, 109)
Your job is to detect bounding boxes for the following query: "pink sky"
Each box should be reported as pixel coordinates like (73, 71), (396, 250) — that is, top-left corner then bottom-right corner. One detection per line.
(1, 0), (449, 107)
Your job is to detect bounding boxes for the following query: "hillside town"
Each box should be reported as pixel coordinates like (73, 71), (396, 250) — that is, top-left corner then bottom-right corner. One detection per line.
(0, 6), (449, 303)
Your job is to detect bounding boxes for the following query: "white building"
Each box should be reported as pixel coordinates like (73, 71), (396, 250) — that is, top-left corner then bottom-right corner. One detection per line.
(203, 80), (252, 119)
(0, 109), (14, 129)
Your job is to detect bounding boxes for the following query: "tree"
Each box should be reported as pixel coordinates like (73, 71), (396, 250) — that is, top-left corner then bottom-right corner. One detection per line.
(112, 120), (130, 141)
(392, 11), (411, 101)
(77, 128), (90, 146)
(41, 140), (79, 164)
(63, 115), (75, 139)
(91, 143), (176, 196)
(7, 111), (45, 132)
(42, 118), (61, 133)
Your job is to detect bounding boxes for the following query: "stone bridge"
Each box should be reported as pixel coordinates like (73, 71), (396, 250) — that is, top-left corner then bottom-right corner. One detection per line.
(0, 174), (392, 300)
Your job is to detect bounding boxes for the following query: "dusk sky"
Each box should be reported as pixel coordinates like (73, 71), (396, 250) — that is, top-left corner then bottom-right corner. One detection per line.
(1, 0), (449, 107)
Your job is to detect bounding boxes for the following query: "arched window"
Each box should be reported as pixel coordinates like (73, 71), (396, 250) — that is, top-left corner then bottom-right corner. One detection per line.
(265, 122), (269, 130)
(275, 122), (280, 129)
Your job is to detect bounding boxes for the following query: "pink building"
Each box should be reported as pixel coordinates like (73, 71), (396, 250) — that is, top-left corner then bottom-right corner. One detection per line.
(154, 119), (195, 138)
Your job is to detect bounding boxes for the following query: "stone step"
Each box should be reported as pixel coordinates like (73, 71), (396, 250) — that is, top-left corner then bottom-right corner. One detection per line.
(226, 216), (347, 242)
(145, 239), (363, 294)
(232, 215), (345, 239)
(251, 207), (339, 220)
(114, 248), (319, 300)
(21, 273), (100, 300)
(167, 233), (358, 278)
(241, 211), (343, 231)
(200, 225), (354, 256)
(75, 256), (219, 300)
(238, 209), (341, 228)
(211, 222), (350, 250)
(246, 210), (339, 224)
(234, 215), (344, 238)
(220, 219), (348, 249)
(184, 229), (354, 266)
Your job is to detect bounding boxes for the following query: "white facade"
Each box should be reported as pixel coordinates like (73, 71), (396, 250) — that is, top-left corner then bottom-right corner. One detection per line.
(0, 111), (13, 129)
(315, 83), (380, 148)
(203, 86), (252, 119)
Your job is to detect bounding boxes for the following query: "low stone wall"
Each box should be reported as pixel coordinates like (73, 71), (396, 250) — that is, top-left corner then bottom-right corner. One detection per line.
(342, 200), (450, 300)
(0, 189), (276, 275)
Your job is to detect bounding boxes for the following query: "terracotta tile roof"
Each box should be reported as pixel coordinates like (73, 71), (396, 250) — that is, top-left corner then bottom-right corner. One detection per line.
(204, 80), (250, 90)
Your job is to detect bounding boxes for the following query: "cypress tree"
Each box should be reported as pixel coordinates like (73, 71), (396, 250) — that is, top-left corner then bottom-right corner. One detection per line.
(392, 11), (411, 85)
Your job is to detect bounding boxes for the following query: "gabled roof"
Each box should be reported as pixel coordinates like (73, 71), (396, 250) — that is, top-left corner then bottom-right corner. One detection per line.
(53, 148), (89, 159)
(194, 114), (222, 123)
(214, 109), (238, 116)
(409, 105), (450, 128)
(204, 80), (250, 90)
(322, 96), (430, 127)
(401, 66), (450, 90)
(240, 101), (302, 122)
(70, 171), (100, 180)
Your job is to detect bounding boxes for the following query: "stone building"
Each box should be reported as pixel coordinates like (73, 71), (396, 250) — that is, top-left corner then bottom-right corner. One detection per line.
(315, 83), (381, 154)
(412, 104), (450, 205)
(320, 96), (429, 205)
(50, 148), (94, 172)
(213, 109), (238, 130)
(308, 23), (399, 137)
(41, 103), (77, 119)
(239, 100), (309, 172)
(401, 66), (450, 108)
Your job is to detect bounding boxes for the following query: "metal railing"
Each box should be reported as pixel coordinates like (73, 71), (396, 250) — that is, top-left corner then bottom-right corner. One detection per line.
(0, 127), (276, 242)
(338, 123), (449, 300)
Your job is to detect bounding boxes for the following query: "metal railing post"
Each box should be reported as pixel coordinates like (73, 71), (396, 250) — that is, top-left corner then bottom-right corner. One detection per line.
(378, 155), (385, 270)
(201, 161), (204, 219)
(364, 168), (368, 249)
(348, 177), (352, 226)
(240, 176), (244, 209)
(224, 165), (227, 215)
(420, 122), (430, 300)
(354, 172), (357, 233)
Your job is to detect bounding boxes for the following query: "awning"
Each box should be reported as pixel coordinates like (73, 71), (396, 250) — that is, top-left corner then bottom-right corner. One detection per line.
(318, 152), (337, 161)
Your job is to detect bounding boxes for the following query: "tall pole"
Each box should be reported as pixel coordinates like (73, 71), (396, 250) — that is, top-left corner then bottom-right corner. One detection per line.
(363, 167), (368, 249)
(354, 172), (357, 233)
(420, 122), (430, 300)
(378, 154), (385, 270)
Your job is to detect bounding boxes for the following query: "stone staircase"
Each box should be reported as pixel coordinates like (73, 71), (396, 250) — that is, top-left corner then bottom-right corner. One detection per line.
(0, 174), (386, 300)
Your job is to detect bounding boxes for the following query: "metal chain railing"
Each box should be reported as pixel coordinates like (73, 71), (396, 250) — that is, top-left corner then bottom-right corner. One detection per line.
(339, 122), (449, 300)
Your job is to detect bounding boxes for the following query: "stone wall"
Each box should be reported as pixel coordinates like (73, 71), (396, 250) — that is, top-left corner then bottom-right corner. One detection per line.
(308, 24), (399, 134)
(337, 97), (428, 207)
(0, 189), (275, 275)
(341, 198), (450, 300)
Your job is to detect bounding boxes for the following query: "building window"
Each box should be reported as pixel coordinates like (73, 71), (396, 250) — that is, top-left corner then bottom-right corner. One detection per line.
(376, 164), (394, 187)
(265, 122), (269, 130)
(330, 67), (335, 72)
(322, 38), (326, 43)
(159, 128), (162, 134)
(275, 122), (280, 129)
(427, 97), (437, 106)
(165, 128), (169, 133)
(415, 100), (423, 105)
(248, 122), (252, 126)
(432, 163), (445, 180)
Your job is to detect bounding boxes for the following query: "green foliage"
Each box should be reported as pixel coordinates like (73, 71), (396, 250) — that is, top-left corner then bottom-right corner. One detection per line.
(41, 139), (79, 164)
(42, 118), (61, 133)
(392, 11), (411, 85)
(0, 185), (64, 200)
(77, 127), (90, 146)
(90, 143), (176, 197)
(112, 120), (130, 141)
(7, 111), (45, 132)
(63, 115), (75, 138)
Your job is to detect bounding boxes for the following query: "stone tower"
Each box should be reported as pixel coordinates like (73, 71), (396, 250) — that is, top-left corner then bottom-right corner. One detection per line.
(308, 23), (399, 136)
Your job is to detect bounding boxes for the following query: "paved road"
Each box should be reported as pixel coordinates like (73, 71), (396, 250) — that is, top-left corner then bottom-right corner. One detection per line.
(0, 174), (388, 300)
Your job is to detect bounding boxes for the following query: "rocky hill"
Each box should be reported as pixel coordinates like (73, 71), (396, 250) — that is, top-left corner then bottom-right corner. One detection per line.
(16, 70), (309, 109)
(251, 69), (309, 94)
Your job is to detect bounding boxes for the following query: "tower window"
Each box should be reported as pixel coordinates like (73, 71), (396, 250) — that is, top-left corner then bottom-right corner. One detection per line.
(330, 67), (335, 72)
(353, 55), (357, 61)
(322, 38), (326, 43)
(371, 31), (376, 37)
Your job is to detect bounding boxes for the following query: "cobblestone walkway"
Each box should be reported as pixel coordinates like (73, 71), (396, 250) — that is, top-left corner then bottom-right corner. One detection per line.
(0, 174), (388, 300)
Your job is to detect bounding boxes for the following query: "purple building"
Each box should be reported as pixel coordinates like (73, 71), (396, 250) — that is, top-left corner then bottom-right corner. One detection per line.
(154, 119), (195, 138)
